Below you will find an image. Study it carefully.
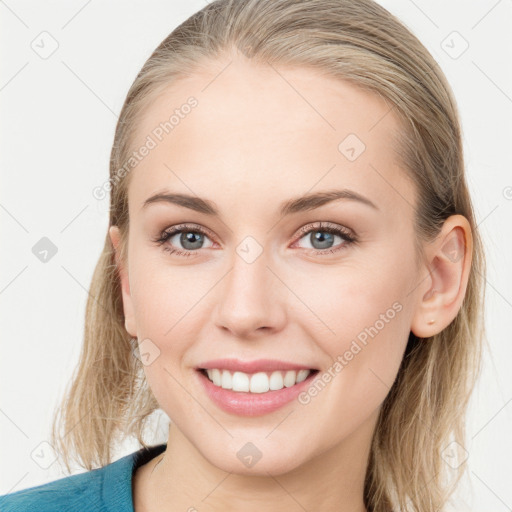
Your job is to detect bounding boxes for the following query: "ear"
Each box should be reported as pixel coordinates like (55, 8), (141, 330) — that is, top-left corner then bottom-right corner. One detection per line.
(410, 214), (473, 339)
(109, 225), (137, 338)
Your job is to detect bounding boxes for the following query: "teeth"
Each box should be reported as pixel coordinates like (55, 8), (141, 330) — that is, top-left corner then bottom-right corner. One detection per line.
(204, 369), (312, 393)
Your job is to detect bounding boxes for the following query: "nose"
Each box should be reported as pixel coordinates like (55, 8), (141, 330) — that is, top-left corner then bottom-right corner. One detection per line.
(213, 249), (287, 339)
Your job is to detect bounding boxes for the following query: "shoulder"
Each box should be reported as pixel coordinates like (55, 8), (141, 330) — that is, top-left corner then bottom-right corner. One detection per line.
(0, 467), (109, 512)
(0, 449), (142, 512)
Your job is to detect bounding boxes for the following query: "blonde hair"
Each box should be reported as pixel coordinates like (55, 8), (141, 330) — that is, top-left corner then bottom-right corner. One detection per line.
(50, 1), (487, 510)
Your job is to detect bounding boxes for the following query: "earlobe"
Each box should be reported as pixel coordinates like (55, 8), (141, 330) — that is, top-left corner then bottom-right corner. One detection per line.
(411, 215), (473, 339)
(108, 225), (137, 337)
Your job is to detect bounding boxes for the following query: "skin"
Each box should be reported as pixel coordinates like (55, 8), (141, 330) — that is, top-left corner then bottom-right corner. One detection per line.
(109, 52), (473, 512)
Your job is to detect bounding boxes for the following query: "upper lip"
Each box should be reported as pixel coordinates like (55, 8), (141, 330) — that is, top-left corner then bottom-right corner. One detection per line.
(196, 358), (318, 373)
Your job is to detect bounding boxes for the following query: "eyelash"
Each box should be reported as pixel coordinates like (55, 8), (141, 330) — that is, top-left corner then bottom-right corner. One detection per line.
(152, 222), (357, 258)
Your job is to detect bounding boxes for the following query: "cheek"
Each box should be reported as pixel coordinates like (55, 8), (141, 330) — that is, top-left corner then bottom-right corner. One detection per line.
(290, 259), (414, 451)
(128, 249), (214, 378)
(297, 251), (414, 374)
(129, 248), (199, 330)
(128, 255), (199, 416)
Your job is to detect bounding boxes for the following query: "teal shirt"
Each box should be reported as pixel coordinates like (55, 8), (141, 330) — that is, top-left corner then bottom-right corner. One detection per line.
(0, 443), (166, 512)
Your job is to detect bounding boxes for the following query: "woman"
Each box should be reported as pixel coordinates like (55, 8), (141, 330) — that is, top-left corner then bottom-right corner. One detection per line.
(0, 0), (486, 510)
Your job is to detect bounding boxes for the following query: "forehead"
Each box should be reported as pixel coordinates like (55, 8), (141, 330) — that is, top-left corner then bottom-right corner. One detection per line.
(127, 57), (415, 217)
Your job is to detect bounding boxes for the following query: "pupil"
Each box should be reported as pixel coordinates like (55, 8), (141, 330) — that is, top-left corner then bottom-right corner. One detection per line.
(181, 232), (203, 250)
(312, 231), (333, 250)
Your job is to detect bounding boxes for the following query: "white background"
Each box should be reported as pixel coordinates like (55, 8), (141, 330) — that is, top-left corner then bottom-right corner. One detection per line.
(1, 1), (511, 510)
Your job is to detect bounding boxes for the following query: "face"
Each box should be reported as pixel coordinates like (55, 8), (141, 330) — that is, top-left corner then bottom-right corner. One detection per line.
(111, 54), (426, 475)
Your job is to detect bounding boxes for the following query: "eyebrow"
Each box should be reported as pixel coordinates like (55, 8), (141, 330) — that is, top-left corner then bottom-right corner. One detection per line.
(141, 188), (379, 216)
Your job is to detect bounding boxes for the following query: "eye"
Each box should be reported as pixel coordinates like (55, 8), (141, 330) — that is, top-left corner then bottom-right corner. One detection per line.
(292, 221), (357, 255)
(152, 223), (214, 257)
(153, 221), (357, 258)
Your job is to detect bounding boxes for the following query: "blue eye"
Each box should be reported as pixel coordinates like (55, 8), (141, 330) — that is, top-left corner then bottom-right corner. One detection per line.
(153, 221), (356, 257)
(153, 224), (214, 257)
(293, 223), (356, 253)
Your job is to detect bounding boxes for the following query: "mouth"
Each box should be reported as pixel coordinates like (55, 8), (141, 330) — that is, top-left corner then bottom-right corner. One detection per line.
(195, 366), (321, 416)
(196, 367), (320, 394)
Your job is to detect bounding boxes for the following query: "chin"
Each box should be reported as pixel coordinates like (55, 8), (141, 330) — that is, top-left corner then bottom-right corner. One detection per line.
(203, 439), (309, 477)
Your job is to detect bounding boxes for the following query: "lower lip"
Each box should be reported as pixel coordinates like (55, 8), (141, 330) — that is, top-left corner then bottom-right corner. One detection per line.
(196, 369), (320, 417)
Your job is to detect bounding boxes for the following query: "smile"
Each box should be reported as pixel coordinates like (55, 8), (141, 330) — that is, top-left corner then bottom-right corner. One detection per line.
(200, 368), (317, 393)
(196, 368), (321, 416)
